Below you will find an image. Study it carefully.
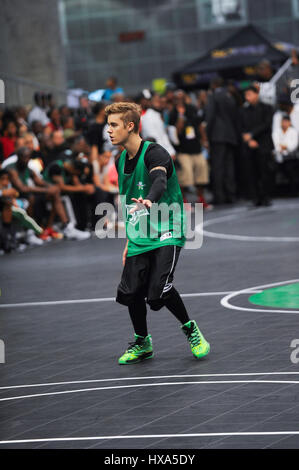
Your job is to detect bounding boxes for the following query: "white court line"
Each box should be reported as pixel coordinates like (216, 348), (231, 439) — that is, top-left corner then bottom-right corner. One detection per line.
(0, 291), (262, 308)
(1, 371), (299, 391)
(1, 431), (299, 445)
(0, 380), (298, 403)
(221, 279), (299, 314)
(196, 204), (299, 242)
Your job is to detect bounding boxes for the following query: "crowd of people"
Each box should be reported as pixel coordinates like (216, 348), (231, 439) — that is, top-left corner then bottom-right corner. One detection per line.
(1, 72), (299, 254)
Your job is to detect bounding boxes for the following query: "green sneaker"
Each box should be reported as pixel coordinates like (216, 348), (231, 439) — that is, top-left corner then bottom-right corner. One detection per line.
(181, 320), (210, 359)
(118, 334), (153, 365)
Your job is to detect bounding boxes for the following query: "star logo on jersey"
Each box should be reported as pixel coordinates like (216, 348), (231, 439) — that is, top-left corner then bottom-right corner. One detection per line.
(137, 181), (146, 190)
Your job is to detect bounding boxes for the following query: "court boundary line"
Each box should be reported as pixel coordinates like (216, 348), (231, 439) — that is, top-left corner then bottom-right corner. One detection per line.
(1, 371), (299, 391)
(1, 430), (299, 445)
(1, 379), (299, 403)
(0, 291), (262, 309)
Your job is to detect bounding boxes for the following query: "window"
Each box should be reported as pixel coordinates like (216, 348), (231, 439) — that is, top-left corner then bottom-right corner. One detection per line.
(292, 0), (299, 17)
(198, 0), (247, 28)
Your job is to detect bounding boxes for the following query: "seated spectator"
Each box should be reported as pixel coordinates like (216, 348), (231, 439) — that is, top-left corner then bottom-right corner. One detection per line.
(46, 108), (62, 132)
(272, 114), (299, 196)
(6, 147), (89, 241)
(62, 115), (76, 141)
(42, 155), (102, 231)
(0, 169), (46, 251)
(96, 147), (118, 196)
(59, 105), (71, 119)
(15, 106), (29, 131)
(2, 133), (44, 175)
(43, 130), (70, 167)
(0, 120), (18, 159)
(31, 120), (44, 142)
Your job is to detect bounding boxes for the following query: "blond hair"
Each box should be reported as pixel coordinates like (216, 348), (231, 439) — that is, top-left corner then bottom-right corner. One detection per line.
(105, 102), (141, 133)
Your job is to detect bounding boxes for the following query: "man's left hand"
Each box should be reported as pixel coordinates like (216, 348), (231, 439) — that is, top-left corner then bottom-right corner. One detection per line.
(129, 197), (152, 214)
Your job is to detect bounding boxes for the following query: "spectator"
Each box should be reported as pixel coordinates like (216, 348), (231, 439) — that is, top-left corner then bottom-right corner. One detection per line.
(27, 92), (50, 127)
(140, 93), (176, 158)
(59, 105), (71, 119)
(255, 59), (276, 106)
(169, 90), (211, 209)
(102, 76), (124, 102)
(43, 130), (70, 167)
(31, 120), (44, 142)
(272, 114), (299, 196)
(0, 168), (45, 251)
(273, 93), (299, 135)
(241, 85), (274, 206)
(206, 78), (239, 205)
(75, 94), (93, 135)
(2, 132), (44, 176)
(47, 108), (62, 132)
(6, 146), (89, 241)
(62, 115), (76, 141)
(86, 102), (109, 186)
(0, 121), (18, 159)
(43, 155), (104, 232)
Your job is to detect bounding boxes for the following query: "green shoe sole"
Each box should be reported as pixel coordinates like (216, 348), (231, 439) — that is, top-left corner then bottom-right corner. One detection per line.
(118, 351), (154, 365)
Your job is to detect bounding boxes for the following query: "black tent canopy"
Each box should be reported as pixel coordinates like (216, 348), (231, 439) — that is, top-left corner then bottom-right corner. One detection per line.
(173, 25), (291, 89)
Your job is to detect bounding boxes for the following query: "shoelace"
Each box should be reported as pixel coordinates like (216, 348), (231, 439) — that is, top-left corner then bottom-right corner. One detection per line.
(127, 341), (143, 353)
(188, 328), (201, 347)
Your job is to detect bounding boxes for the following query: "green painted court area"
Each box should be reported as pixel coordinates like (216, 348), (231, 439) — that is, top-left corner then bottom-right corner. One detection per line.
(249, 283), (299, 309)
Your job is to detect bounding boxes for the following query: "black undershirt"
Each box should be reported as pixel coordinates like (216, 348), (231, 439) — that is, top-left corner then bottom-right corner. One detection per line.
(115, 140), (173, 202)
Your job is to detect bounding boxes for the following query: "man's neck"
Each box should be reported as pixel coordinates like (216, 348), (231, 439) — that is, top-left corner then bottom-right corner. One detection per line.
(124, 134), (142, 159)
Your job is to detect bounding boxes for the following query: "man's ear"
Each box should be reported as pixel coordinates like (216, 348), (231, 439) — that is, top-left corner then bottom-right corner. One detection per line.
(128, 121), (135, 133)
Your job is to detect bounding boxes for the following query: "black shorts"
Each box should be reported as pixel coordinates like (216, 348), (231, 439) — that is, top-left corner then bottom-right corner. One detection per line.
(116, 245), (181, 311)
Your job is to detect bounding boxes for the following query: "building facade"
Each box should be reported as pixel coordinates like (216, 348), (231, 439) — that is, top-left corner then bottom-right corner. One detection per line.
(61, 0), (299, 95)
(0, 0), (67, 106)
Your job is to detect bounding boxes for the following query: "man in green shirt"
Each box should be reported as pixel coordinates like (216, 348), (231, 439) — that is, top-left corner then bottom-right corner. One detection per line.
(105, 102), (210, 364)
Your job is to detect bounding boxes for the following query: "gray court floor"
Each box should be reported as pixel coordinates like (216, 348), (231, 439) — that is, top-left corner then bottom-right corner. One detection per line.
(1, 199), (299, 449)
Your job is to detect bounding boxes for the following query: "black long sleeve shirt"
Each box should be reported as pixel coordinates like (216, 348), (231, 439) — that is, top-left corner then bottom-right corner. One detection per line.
(115, 140), (173, 202)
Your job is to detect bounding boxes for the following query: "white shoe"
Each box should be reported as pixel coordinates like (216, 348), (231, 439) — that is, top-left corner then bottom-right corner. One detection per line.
(26, 230), (44, 246)
(63, 223), (91, 241)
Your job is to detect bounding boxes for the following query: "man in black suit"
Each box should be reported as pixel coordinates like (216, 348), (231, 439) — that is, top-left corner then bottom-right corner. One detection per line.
(206, 78), (240, 205)
(241, 85), (274, 206)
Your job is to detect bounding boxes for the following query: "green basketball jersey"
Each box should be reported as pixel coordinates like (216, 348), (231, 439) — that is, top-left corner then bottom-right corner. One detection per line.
(6, 162), (31, 186)
(118, 140), (186, 257)
(43, 160), (72, 185)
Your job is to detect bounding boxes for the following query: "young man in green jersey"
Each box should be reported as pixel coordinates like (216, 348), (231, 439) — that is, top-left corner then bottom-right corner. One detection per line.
(105, 102), (210, 364)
